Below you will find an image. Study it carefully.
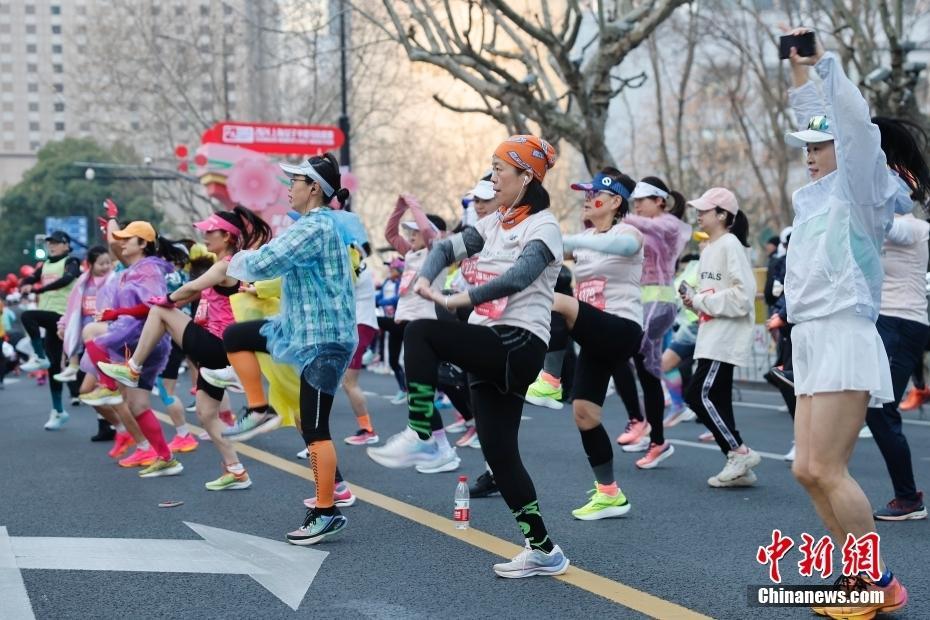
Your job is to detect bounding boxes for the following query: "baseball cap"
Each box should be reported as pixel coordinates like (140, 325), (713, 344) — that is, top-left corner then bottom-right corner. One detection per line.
(111, 221), (156, 243)
(469, 180), (495, 201)
(571, 172), (632, 199)
(785, 115), (834, 148)
(279, 159), (335, 197)
(687, 187), (739, 215)
(45, 230), (71, 244)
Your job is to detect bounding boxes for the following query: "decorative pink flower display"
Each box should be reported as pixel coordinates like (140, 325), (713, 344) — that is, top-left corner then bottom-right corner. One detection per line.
(226, 157), (285, 212)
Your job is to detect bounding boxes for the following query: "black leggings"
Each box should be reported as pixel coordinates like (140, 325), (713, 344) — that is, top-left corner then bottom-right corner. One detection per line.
(686, 359), (742, 455)
(403, 318), (554, 550)
(613, 354), (665, 443)
(223, 320), (334, 445)
(377, 316), (406, 391)
(21, 310), (65, 406)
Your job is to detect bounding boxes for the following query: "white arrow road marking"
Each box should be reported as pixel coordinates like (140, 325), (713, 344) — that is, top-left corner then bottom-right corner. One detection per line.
(0, 527), (35, 620)
(2, 522), (327, 613)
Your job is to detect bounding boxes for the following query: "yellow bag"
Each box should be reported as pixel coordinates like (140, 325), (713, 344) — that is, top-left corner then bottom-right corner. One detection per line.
(229, 281), (301, 428)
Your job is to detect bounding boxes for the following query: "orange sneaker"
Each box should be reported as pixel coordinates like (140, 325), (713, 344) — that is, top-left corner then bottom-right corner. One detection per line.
(118, 447), (157, 468)
(107, 432), (135, 459)
(635, 442), (675, 469)
(824, 574), (907, 620)
(167, 433), (199, 453)
(899, 387), (930, 411)
(616, 419), (650, 445)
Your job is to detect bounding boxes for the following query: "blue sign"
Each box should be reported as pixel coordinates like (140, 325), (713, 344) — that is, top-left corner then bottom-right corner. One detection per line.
(45, 216), (89, 260)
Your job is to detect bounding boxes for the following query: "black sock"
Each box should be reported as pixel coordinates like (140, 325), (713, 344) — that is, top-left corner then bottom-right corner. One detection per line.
(512, 500), (553, 553)
(314, 505), (336, 516)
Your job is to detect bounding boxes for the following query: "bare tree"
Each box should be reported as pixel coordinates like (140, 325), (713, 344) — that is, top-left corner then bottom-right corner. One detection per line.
(356, 0), (690, 173)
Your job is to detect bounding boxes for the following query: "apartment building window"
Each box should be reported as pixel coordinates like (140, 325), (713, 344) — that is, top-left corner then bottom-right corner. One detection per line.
(53, 83), (63, 92)
(28, 102), (38, 111)
(27, 83), (38, 92)
(25, 43), (37, 53)
(26, 63), (37, 72)
(25, 5), (35, 15)
(51, 5), (61, 15)
(52, 63), (62, 73)
(30, 141), (40, 151)
(26, 24), (36, 34)
(3, 141), (14, 151)
(29, 121), (39, 131)
(0, 5), (10, 15)
(53, 102), (64, 112)
(52, 44), (62, 54)
(51, 25), (61, 34)
(54, 121), (64, 131)
(200, 5), (209, 16)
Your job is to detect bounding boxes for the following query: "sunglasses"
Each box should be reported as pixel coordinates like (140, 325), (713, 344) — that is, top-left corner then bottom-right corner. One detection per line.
(807, 115), (830, 132)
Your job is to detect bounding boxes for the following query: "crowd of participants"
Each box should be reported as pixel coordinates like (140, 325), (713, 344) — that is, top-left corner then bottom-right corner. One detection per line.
(1, 29), (929, 617)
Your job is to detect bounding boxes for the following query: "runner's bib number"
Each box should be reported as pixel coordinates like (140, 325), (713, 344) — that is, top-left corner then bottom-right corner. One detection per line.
(194, 298), (209, 325)
(472, 269), (508, 320)
(576, 277), (607, 311)
(399, 270), (417, 295)
(82, 295), (97, 316)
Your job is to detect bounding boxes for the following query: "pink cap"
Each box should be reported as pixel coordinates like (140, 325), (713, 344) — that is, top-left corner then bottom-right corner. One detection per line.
(687, 187), (739, 215)
(193, 212), (240, 237)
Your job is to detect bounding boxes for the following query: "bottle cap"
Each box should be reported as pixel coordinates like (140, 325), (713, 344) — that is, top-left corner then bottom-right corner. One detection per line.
(458, 475), (467, 482)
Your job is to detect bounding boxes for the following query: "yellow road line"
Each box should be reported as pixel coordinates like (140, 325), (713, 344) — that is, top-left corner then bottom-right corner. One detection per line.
(156, 413), (709, 619)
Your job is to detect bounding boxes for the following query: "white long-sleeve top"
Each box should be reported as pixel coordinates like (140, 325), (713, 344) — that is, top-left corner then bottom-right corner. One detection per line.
(691, 233), (756, 367)
(880, 214), (930, 325)
(784, 53), (908, 324)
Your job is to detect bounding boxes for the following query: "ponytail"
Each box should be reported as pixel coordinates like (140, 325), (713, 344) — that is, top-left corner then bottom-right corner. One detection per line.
(309, 152), (351, 208)
(228, 205), (273, 250)
(720, 209), (750, 247)
(154, 235), (190, 265)
(639, 176), (685, 220)
(873, 116), (930, 205)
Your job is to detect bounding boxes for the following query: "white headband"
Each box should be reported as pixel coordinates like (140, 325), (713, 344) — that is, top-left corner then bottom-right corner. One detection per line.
(631, 181), (669, 200)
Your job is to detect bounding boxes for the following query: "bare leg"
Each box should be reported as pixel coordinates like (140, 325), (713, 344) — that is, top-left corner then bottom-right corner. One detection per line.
(552, 292), (580, 331)
(95, 405), (119, 427)
(573, 399), (603, 431)
(661, 349), (682, 374)
(113, 400), (145, 444)
(196, 390), (239, 466)
(793, 391), (884, 570)
(342, 368), (370, 422)
(130, 307), (190, 366)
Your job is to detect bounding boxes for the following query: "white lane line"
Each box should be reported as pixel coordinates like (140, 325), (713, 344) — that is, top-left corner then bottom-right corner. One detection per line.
(734, 401), (788, 412)
(0, 527), (36, 620)
(667, 439), (787, 461)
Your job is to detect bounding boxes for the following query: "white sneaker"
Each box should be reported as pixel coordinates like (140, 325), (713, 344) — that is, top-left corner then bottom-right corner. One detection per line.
(444, 413), (468, 434)
(367, 428), (439, 468)
(493, 542), (570, 578)
(708, 469), (758, 488)
(43, 409), (69, 430)
(715, 449), (762, 482)
(21, 356), (51, 372)
(389, 390), (407, 405)
(361, 349), (375, 366)
(415, 446), (461, 473)
(783, 444), (795, 462)
(620, 436), (650, 453)
(200, 366), (244, 393)
(858, 426), (872, 439)
(296, 448), (308, 459)
(53, 366), (79, 382)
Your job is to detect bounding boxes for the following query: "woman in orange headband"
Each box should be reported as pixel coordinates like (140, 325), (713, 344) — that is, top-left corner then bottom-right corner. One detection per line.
(368, 134), (569, 578)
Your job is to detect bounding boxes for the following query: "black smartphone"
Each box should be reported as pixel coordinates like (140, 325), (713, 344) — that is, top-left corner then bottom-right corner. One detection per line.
(779, 32), (816, 60)
(679, 282), (695, 298)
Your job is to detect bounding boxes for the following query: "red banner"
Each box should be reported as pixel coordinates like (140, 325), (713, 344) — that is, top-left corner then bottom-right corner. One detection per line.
(201, 121), (344, 155)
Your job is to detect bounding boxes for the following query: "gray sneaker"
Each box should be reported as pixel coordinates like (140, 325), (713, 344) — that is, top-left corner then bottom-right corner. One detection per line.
(493, 542), (569, 578)
(221, 408), (281, 441)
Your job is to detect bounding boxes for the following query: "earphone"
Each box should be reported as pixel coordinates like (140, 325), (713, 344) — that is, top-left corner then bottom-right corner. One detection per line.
(522, 175), (531, 187)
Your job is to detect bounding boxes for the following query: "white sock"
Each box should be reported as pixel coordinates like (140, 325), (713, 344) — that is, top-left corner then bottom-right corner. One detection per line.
(115, 424), (126, 433)
(128, 358), (142, 373)
(433, 429), (451, 450)
(227, 462), (245, 474)
(175, 424), (190, 437)
(138, 440), (151, 451)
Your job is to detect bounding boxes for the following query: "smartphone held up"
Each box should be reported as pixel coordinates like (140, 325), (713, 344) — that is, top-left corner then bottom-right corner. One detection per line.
(779, 31), (816, 60)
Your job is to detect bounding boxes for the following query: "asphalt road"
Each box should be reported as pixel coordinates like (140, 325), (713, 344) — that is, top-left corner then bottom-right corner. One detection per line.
(1, 369), (927, 619)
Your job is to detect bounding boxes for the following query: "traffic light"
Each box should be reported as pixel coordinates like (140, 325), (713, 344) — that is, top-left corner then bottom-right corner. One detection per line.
(34, 233), (47, 260)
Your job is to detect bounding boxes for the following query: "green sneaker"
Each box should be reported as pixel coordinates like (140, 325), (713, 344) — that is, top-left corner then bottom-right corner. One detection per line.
(524, 376), (564, 410)
(139, 457), (184, 478)
(97, 361), (140, 388)
(205, 469), (252, 491)
(571, 488), (631, 521)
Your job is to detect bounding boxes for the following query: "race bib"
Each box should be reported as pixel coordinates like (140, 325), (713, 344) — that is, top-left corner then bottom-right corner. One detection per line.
(194, 298), (209, 325)
(460, 257), (478, 285)
(576, 277), (606, 311)
(399, 270), (417, 296)
(472, 269), (508, 320)
(82, 295), (97, 316)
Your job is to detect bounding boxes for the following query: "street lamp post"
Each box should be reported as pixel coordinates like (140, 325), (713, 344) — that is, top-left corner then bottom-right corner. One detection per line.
(338, 0), (350, 169)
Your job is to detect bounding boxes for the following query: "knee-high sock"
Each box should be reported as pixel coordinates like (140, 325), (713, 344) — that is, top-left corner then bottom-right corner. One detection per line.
(664, 369), (684, 410)
(135, 408), (171, 460)
(407, 382), (436, 440)
(228, 351), (267, 409)
(309, 440), (337, 509)
(84, 340), (118, 390)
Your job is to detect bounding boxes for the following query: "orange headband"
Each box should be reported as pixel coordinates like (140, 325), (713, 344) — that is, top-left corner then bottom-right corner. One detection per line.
(493, 135), (557, 183)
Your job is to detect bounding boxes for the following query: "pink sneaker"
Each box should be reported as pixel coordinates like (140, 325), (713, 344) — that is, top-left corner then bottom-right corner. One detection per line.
(444, 412), (468, 434)
(698, 431), (714, 443)
(455, 426), (480, 448)
(635, 442), (675, 469)
(303, 484), (357, 508)
(107, 432), (135, 459)
(616, 420), (650, 445)
(167, 433), (199, 453)
(219, 410), (236, 426)
(118, 447), (157, 468)
(344, 429), (379, 446)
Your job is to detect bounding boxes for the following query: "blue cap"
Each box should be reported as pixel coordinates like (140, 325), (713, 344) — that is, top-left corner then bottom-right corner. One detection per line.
(570, 172), (631, 199)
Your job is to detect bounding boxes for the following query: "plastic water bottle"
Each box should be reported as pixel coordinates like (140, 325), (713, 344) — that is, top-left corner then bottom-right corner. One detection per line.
(454, 475), (470, 530)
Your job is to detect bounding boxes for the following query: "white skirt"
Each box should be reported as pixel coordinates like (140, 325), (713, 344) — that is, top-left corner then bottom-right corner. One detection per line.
(791, 311), (893, 407)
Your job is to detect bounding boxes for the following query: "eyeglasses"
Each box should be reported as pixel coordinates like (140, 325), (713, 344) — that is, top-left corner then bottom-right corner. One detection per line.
(288, 176), (312, 188)
(807, 115), (830, 132)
